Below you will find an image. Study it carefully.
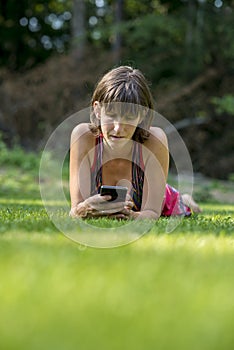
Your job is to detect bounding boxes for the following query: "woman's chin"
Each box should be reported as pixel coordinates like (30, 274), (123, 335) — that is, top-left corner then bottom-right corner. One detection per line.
(108, 138), (130, 149)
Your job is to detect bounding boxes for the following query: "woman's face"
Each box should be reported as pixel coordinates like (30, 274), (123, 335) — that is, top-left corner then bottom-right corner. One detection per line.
(99, 105), (142, 149)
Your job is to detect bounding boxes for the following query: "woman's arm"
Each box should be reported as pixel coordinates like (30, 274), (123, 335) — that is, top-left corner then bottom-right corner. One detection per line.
(69, 124), (93, 216)
(112, 127), (168, 221)
(69, 124), (132, 218)
(139, 127), (169, 220)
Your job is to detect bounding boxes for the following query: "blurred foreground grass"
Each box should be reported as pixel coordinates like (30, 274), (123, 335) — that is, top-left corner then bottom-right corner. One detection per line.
(0, 150), (234, 349)
(1, 224), (234, 350)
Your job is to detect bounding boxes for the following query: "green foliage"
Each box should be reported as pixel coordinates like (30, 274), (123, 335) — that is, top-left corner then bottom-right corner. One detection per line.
(0, 137), (41, 200)
(1, 0), (234, 80)
(122, 12), (186, 80)
(0, 0), (72, 70)
(210, 95), (234, 116)
(121, 1), (234, 81)
(0, 136), (40, 172)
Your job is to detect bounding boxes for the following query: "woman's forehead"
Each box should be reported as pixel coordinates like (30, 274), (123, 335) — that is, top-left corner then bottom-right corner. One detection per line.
(102, 102), (147, 116)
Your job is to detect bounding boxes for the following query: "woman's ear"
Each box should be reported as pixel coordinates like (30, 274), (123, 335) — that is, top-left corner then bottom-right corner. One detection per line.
(93, 101), (101, 119)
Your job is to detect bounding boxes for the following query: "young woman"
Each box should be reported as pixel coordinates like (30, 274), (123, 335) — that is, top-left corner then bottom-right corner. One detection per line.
(69, 66), (201, 220)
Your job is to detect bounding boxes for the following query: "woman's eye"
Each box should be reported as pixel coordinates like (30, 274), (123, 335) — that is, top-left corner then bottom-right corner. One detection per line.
(126, 115), (137, 121)
(106, 114), (117, 119)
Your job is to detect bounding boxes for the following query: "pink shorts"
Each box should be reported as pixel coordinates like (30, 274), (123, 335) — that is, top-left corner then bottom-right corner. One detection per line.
(161, 184), (191, 217)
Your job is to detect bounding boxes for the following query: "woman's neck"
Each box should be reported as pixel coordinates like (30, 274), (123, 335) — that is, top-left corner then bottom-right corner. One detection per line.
(102, 137), (133, 162)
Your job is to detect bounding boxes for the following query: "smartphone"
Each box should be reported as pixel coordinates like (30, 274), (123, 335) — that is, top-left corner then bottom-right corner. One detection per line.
(99, 185), (128, 202)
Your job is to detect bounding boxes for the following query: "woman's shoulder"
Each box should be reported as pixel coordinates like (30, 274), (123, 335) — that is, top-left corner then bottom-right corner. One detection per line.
(71, 123), (92, 137)
(146, 127), (168, 150)
(71, 123), (96, 150)
(71, 123), (94, 141)
(143, 127), (169, 173)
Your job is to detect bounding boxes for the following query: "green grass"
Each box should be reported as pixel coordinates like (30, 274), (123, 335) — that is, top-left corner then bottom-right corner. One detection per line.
(0, 157), (234, 349)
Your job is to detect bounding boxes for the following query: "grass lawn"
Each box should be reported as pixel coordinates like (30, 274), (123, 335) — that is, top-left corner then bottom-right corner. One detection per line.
(0, 162), (234, 350)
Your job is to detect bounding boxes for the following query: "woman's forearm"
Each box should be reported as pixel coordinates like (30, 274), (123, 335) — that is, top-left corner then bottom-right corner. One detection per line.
(136, 210), (160, 220)
(127, 209), (160, 220)
(70, 202), (160, 221)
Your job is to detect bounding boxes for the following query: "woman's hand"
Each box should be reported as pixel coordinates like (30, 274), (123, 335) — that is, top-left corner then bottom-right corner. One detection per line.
(70, 194), (134, 219)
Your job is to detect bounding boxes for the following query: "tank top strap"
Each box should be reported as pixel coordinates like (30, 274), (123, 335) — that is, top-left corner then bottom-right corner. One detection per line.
(130, 142), (145, 211)
(90, 135), (103, 196)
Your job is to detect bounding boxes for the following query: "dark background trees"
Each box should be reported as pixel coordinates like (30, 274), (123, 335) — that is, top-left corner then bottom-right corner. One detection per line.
(0, 0), (233, 179)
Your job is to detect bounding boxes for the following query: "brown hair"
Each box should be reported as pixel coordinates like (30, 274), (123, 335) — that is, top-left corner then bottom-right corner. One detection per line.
(89, 66), (155, 143)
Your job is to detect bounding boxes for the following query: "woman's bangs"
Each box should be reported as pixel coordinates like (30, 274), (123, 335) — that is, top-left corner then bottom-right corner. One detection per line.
(104, 101), (145, 119)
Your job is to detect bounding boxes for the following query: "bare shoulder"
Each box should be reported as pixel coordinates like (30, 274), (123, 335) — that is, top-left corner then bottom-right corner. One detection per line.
(71, 123), (92, 141)
(143, 127), (169, 176)
(70, 123), (95, 150)
(145, 127), (168, 151)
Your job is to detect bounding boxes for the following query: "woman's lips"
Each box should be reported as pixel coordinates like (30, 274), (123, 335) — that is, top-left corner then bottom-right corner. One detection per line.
(109, 135), (125, 139)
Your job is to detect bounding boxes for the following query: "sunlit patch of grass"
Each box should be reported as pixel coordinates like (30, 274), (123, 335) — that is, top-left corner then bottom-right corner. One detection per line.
(0, 199), (233, 236)
(134, 233), (234, 255)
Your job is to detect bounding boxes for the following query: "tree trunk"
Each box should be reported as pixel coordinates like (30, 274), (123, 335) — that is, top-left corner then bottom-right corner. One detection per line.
(184, 0), (197, 77)
(71, 0), (86, 61)
(112, 0), (123, 64)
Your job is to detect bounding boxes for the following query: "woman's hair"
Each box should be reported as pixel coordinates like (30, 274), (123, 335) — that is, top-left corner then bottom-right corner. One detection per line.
(89, 66), (155, 143)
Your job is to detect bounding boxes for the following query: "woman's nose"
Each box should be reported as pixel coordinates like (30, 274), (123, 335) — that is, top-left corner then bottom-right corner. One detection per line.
(114, 120), (123, 132)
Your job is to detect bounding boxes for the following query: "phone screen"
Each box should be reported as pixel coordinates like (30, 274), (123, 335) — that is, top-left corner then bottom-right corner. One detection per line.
(99, 185), (128, 202)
